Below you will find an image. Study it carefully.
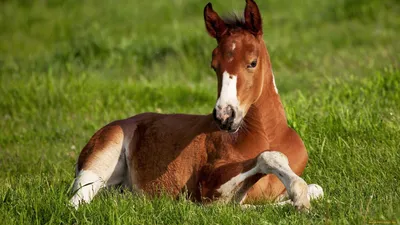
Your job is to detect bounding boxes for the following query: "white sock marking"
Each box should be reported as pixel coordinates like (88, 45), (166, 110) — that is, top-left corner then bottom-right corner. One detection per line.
(216, 166), (258, 202)
(70, 170), (104, 209)
(215, 151), (311, 209)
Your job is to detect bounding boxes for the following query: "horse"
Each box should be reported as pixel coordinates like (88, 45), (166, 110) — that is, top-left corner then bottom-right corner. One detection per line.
(70, 0), (323, 210)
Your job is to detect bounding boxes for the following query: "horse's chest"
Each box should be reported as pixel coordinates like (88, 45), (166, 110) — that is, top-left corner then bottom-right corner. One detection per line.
(204, 134), (269, 163)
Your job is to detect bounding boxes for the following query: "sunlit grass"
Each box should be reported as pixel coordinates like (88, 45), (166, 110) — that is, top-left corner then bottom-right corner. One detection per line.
(0, 0), (399, 224)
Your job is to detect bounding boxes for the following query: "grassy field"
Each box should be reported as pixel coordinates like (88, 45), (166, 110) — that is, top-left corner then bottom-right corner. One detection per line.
(1, 0), (399, 224)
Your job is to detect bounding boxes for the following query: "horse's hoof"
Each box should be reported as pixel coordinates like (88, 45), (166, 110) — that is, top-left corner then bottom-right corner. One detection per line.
(240, 204), (257, 210)
(289, 179), (311, 211)
(307, 184), (324, 200)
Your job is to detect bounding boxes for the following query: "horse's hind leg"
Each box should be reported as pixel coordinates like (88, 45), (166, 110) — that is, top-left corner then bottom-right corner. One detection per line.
(70, 125), (127, 209)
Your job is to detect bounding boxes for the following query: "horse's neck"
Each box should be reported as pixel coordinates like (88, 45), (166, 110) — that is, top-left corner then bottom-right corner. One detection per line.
(248, 81), (287, 139)
(240, 47), (288, 146)
(233, 84), (287, 157)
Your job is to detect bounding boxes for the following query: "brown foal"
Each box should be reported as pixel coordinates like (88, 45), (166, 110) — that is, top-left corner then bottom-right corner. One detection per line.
(70, 0), (323, 210)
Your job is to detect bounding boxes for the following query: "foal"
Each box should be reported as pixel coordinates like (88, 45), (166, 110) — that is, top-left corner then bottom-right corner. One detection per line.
(70, 0), (323, 210)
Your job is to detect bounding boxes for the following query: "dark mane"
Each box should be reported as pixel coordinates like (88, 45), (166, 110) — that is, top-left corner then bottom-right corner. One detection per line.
(222, 13), (246, 30)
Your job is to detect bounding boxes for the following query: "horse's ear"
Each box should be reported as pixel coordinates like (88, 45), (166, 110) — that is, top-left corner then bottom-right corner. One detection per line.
(244, 0), (262, 36)
(204, 3), (227, 40)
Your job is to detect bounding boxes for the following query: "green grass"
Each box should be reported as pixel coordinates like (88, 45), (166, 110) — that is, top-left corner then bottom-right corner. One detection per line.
(1, 0), (399, 224)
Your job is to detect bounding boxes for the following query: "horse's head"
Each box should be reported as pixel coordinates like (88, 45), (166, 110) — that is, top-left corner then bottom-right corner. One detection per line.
(204, 0), (266, 132)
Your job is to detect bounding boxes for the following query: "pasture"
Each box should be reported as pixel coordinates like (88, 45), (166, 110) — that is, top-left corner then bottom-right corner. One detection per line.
(0, 0), (399, 224)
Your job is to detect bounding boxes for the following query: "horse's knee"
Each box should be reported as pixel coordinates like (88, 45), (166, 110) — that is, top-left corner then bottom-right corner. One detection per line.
(257, 151), (289, 172)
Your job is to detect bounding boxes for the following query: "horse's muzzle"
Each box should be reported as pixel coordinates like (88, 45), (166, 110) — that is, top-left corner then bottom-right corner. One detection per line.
(213, 105), (240, 132)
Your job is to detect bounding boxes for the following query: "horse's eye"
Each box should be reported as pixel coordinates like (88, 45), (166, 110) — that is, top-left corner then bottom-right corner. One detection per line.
(247, 60), (257, 68)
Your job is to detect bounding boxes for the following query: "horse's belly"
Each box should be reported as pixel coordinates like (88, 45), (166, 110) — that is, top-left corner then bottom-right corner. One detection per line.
(129, 130), (207, 198)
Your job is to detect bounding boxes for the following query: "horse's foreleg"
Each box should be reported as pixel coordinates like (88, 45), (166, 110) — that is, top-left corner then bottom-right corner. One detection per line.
(211, 151), (312, 210)
(255, 151), (310, 210)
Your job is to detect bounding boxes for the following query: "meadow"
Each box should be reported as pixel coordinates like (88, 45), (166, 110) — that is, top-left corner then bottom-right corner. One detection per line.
(0, 0), (399, 224)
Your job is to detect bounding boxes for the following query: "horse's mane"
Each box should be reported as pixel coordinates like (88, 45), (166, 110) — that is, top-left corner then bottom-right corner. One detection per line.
(222, 13), (246, 30)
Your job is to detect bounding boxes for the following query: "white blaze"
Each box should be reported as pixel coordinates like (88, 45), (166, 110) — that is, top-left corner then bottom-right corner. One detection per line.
(232, 43), (236, 51)
(216, 71), (239, 108)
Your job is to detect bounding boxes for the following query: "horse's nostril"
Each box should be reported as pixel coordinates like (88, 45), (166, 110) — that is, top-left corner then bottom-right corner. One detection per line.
(213, 105), (237, 130)
(225, 105), (236, 126)
(226, 105), (233, 117)
(229, 105), (236, 118)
